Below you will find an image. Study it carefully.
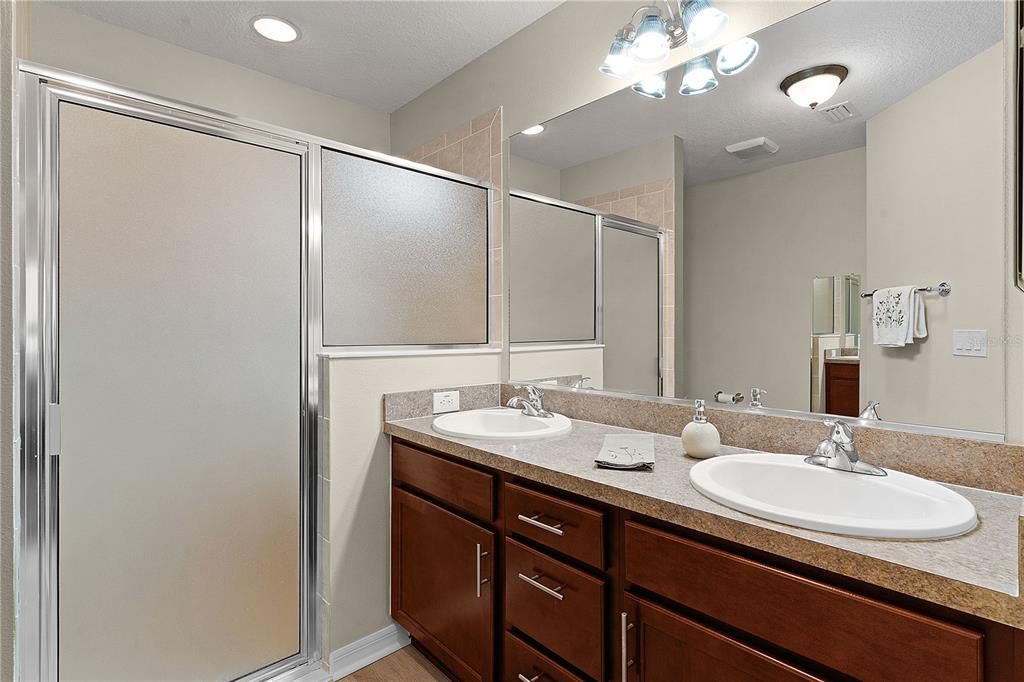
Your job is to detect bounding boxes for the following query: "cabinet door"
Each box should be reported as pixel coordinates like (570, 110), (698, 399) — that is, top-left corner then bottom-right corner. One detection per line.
(392, 487), (495, 681)
(623, 595), (823, 682)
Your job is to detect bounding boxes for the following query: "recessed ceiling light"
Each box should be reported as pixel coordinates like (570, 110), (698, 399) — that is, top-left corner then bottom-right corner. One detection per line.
(252, 16), (300, 43)
(521, 125), (545, 135)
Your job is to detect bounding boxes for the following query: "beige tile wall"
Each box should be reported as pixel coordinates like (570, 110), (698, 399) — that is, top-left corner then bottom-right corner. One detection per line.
(404, 108), (504, 345)
(575, 180), (676, 397)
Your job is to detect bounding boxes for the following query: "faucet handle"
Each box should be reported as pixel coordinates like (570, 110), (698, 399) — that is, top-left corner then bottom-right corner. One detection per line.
(525, 384), (544, 402)
(823, 419), (854, 445)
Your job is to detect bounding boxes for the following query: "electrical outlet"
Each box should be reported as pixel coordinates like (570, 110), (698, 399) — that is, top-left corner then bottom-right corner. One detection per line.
(432, 390), (460, 414)
(953, 329), (987, 357)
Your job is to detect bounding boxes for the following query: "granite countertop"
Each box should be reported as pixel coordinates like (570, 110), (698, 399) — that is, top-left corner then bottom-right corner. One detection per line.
(384, 415), (1024, 629)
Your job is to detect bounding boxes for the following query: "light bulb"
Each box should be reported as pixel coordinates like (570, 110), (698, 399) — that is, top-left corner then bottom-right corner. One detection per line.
(521, 125), (545, 136)
(629, 13), (670, 67)
(252, 16), (300, 43)
(599, 36), (635, 79)
(679, 55), (718, 96)
(681, 0), (729, 47)
(632, 72), (667, 100)
(716, 37), (758, 76)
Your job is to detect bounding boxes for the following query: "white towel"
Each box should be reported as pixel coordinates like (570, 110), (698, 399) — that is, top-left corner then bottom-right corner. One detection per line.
(872, 286), (927, 347)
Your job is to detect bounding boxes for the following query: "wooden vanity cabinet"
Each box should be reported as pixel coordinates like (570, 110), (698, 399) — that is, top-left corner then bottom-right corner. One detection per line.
(391, 439), (1020, 682)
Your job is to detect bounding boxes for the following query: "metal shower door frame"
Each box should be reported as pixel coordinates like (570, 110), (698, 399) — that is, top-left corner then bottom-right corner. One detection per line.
(16, 64), (321, 682)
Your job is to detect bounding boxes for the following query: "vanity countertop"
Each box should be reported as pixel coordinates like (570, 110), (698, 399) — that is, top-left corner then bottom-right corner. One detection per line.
(384, 415), (1024, 629)
(824, 355), (860, 364)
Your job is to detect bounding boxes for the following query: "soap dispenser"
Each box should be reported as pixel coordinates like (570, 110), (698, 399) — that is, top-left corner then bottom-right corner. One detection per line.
(681, 399), (720, 459)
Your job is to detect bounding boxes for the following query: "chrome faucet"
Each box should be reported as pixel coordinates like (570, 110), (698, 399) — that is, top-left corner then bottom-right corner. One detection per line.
(571, 376), (592, 390)
(507, 385), (554, 418)
(858, 400), (881, 421)
(750, 387), (767, 408)
(805, 420), (886, 476)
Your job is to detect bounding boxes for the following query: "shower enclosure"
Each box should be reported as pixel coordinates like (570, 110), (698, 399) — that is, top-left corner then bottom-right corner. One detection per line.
(17, 66), (318, 681)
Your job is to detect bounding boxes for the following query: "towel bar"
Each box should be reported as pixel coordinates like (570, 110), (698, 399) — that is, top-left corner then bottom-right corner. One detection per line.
(860, 282), (951, 299)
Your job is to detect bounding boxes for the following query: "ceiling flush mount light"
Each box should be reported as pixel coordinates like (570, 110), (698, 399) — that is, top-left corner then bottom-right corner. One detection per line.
(629, 9), (670, 67)
(716, 37), (758, 76)
(679, 55), (718, 96)
(521, 125), (545, 135)
(681, 0), (730, 47)
(632, 71), (668, 99)
(252, 16), (300, 43)
(780, 64), (849, 109)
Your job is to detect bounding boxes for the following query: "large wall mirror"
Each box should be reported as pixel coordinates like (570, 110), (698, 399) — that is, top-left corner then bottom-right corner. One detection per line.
(506, 0), (1014, 440)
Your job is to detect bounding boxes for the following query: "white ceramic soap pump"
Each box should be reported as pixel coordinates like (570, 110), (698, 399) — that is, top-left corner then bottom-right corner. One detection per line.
(681, 399), (721, 459)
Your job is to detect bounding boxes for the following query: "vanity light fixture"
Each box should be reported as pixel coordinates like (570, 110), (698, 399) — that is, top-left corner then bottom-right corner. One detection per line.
(252, 16), (300, 43)
(716, 37), (759, 76)
(521, 125), (545, 135)
(598, 1), (754, 100)
(632, 71), (668, 99)
(679, 55), (718, 95)
(780, 64), (849, 110)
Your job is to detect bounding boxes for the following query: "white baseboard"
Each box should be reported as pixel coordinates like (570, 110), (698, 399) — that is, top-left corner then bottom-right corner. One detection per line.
(329, 623), (411, 680)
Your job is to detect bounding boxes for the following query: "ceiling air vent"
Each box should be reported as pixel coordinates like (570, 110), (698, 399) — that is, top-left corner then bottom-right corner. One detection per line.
(818, 100), (860, 123)
(724, 136), (779, 160)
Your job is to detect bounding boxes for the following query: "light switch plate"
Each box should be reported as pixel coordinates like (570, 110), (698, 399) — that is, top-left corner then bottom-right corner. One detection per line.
(432, 390), (460, 414)
(953, 329), (987, 357)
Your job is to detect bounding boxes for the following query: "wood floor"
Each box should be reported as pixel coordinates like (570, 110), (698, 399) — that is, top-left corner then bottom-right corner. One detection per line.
(340, 645), (450, 681)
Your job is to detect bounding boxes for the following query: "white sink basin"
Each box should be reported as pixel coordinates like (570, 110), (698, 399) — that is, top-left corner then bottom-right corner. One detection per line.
(689, 453), (977, 539)
(432, 407), (572, 441)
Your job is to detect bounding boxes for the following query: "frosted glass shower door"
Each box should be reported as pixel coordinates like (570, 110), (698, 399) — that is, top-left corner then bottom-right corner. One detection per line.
(56, 103), (303, 681)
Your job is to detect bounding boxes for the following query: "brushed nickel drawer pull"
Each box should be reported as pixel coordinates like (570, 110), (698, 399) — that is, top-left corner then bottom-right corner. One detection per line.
(518, 572), (565, 601)
(475, 545), (490, 598)
(517, 673), (544, 682)
(518, 513), (566, 536)
(621, 611), (635, 682)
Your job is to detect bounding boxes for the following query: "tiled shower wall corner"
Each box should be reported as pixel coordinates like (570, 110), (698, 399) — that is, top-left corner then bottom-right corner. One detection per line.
(574, 180), (676, 397)
(404, 107), (504, 346)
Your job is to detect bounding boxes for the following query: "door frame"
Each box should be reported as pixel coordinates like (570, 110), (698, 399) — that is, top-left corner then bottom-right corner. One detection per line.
(16, 64), (320, 682)
(599, 215), (665, 396)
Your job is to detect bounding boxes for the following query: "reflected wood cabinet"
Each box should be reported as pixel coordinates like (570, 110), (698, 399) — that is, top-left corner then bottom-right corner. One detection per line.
(390, 439), (1022, 682)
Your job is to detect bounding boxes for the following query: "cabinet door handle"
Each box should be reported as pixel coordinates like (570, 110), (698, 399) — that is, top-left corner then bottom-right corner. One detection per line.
(517, 674), (544, 682)
(517, 513), (565, 536)
(475, 544), (489, 598)
(517, 572), (565, 601)
(621, 611), (635, 682)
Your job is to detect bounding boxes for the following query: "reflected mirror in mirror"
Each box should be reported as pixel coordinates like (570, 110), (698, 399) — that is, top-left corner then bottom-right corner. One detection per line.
(507, 0), (1009, 440)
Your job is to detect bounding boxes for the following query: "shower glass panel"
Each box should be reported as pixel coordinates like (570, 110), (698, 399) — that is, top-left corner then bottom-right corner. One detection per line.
(602, 222), (661, 396)
(56, 103), (302, 681)
(509, 195), (597, 343)
(321, 148), (489, 346)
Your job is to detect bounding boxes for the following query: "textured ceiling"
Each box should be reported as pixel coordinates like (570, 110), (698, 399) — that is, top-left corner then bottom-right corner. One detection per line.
(511, 0), (1003, 187)
(57, 0), (561, 112)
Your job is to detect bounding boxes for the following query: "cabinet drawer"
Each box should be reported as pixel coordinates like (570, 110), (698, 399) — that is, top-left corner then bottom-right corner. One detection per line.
(624, 593), (824, 681)
(505, 538), (605, 680)
(504, 632), (585, 682)
(393, 441), (494, 521)
(504, 482), (605, 569)
(624, 521), (983, 682)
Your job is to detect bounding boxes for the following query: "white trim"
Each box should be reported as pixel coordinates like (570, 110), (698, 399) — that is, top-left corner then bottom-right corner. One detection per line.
(329, 623), (411, 680)
(510, 343), (604, 353)
(272, 660), (330, 682)
(320, 347), (501, 359)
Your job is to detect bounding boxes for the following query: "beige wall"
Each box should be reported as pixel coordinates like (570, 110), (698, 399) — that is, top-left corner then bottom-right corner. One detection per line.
(389, 1), (822, 156)
(26, 3), (390, 152)
(560, 137), (676, 203)
(509, 346), (605, 388)
(863, 44), (1004, 435)
(683, 148), (867, 410)
(509, 154), (561, 197)
(322, 352), (500, 656)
